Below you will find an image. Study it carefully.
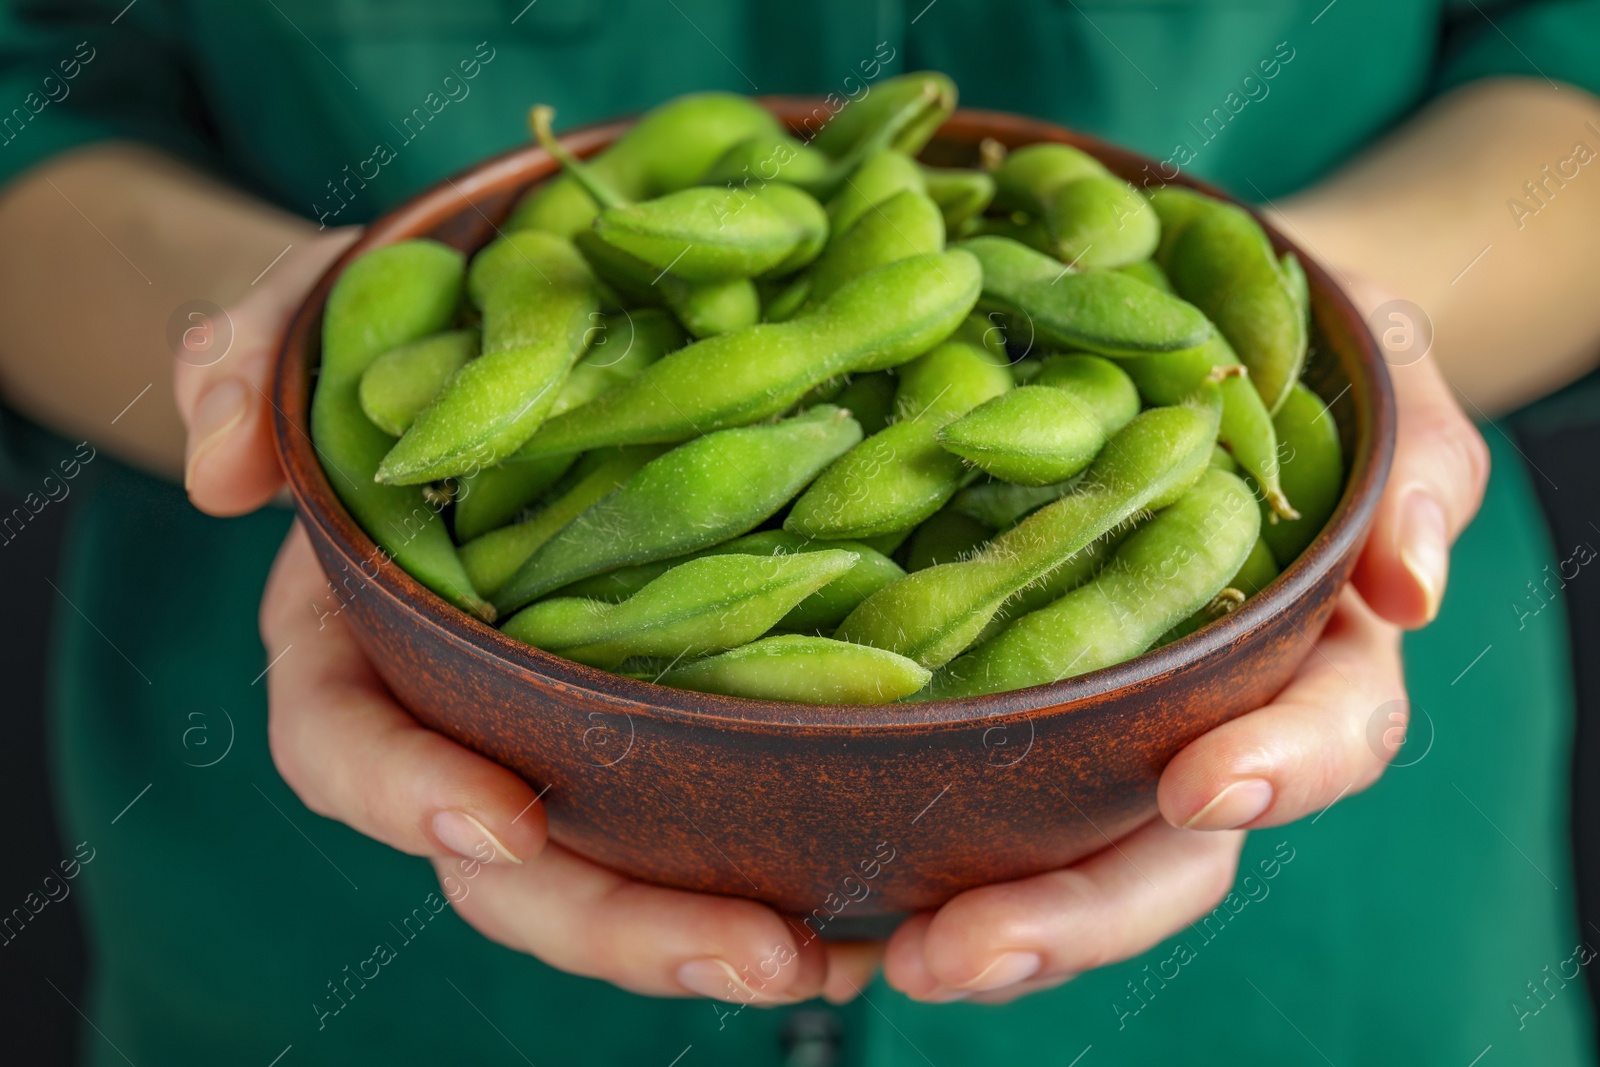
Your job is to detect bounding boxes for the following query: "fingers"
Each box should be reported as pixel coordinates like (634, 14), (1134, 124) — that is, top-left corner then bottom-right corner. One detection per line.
(1158, 586), (1404, 831)
(175, 231), (357, 517)
(1352, 345), (1490, 628)
(821, 941), (885, 1004)
(441, 844), (828, 1002)
(882, 820), (1244, 1003)
(261, 523), (546, 865)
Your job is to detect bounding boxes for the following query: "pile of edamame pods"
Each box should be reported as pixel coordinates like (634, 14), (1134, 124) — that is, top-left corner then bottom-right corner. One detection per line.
(311, 72), (1346, 705)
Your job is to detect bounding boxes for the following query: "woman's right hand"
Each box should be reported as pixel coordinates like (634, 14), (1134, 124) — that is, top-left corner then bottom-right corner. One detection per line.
(178, 237), (868, 1005)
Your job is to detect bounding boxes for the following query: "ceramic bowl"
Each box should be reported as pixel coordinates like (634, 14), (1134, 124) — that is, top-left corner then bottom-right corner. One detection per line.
(273, 100), (1395, 936)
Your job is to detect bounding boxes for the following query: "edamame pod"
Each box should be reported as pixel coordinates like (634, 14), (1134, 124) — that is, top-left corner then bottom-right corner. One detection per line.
(659, 634), (932, 704)
(459, 447), (662, 598)
(593, 182), (827, 282)
(377, 232), (598, 485)
(956, 236), (1213, 356)
(805, 188), (945, 305)
(502, 550), (858, 669)
(493, 406), (863, 612)
(1156, 191), (1307, 413)
(311, 241), (489, 618)
(513, 250), (981, 457)
(453, 310), (684, 541)
(1119, 335), (1296, 518)
(357, 329), (477, 436)
(928, 468), (1260, 696)
(1262, 383), (1345, 567)
(1117, 258), (1172, 293)
(810, 71), (957, 161)
(786, 339), (1012, 539)
(938, 355), (1139, 486)
(838, 392), (1222, 668)
(1233, 535), (1281, 597)
(508, 94), (783, 236)
(548, 530), (905, 632)
(827, 150), (927, 237)
(1281, 251), (1309, 326)
(991, 143), (1109, 213)
(921, 166), (996, 232)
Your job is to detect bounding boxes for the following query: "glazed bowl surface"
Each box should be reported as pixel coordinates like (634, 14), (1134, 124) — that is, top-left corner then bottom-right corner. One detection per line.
(272, 99), (1395, 932)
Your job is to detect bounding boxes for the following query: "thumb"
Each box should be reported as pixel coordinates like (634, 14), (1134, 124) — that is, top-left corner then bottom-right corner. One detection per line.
(174, 229), (359, 517)
(1352, 333), (1491, 628)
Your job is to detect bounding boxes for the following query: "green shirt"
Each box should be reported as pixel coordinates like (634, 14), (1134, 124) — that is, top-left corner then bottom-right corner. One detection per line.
(3, 1), (1598, 1063)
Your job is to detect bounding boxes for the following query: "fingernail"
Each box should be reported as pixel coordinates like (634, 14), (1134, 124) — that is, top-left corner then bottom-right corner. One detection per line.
(184, 379), (248, 488)
(677, 958), (786, 1004)
(1183, 778), (1274, 831)
(921, 988), (972, 1003)
(1399, 491), (1449, 622)
(961, 951), (1042, 991)
(432, 810), (522, 865)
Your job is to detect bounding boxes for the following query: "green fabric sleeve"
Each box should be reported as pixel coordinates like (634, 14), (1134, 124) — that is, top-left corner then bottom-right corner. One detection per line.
(0, 0), (212, 187)
(1436, 0), (1600, 99)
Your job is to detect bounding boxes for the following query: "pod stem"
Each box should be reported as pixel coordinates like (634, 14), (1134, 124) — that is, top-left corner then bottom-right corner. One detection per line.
(1266, 489), (1301, 522)
(804, 85), (942, 199)
(529, 105), (629, 210)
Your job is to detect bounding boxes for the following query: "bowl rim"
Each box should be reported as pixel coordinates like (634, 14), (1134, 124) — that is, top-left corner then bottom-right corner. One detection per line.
(272, 99), (1396, 734)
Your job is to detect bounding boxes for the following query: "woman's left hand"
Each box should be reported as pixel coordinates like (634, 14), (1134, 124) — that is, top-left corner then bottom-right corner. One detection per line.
(877, 282), (1489, 1004)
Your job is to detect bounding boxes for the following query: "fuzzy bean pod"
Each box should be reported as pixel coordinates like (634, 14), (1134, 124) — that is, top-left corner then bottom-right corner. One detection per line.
(659, 634), (932, 704)
(312, 241), (489, 618)
(805, 188), (946, 306)
(357, 329), (478, 437)
(1262, 383), (1345, 566)
(593, 182), (827, 282)
(837, 390), (1222, 668)
(493, 406), (862, 613)
(512, 250), (981, 458)
(929, 468), (1260, 696)
(502, 550), (859, 669)
(809, 71), (956, 161)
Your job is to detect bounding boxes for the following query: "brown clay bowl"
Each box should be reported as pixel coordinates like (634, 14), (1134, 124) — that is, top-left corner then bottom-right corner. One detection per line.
(273, 100), (1395, 938)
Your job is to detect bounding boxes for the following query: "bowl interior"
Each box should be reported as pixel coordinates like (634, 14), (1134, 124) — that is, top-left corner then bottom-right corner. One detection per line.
(272, 101), (1394, 733)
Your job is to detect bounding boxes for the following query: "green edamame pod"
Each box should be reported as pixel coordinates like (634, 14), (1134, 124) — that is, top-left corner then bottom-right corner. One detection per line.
(1208, 443), (1239, 472)
(453, 310), (684, 541)
(806, 188), (945, 305)
(950, 479), (1073, 530)
(377, 232), (598, 485)
(831, 371), (898, 436)
(1116, 259), (1172, 293)
(548, 530), (905, 633)
(593, 182), (828, 282)
(459, 447), (662, 598)
(357, 329), (477, 436)
(514, 250), (981, 457)
(311, 241), (489, 618)
(1262, 383), (1345, 567)
(938, 355), (1139, 486)
(508, 94), (783, 236)
(827, 150), (927, 237)
(838, 392), (1222, 668)
(956, 236), (1212, 356)
(762, 274), (811, 323)
(1119, 336), (1296, 518)
(991, 144), (1108, 211)
(1156, 191), (1307, 413)
(921, 166), (996, 232)
(659, 634), (932, 704)
(573, 231), (760, 339)
(928, 468), (1260, 697)
(502, 550), (859, 669)
(1281, 251), (1309, 327)
(810, 71), (957, 161)
(1233, 535), (1281, 597)
(904, 508), (994, 572)
(996, 522), (1132, 623)
(1148, 185), (1210, 261)
(1044, 174), (1159, 268)
(493, 406), (862, 613)
(894, 337), (1016, 422)
(786, 344), (1012, 540)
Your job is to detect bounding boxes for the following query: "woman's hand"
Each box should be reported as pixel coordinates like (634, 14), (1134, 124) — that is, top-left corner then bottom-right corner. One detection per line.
(880, 281), (1490, 1004)
(184, 231), (863, 1007)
